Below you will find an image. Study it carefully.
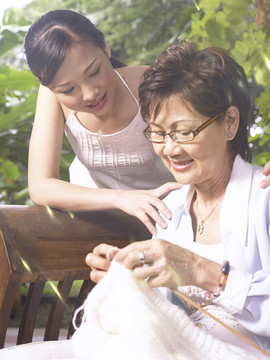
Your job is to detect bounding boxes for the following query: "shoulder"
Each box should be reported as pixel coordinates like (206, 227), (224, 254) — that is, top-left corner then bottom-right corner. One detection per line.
(232, 157), (270, 214)
(117, 66), (149, 97)
(162, 186), (189, 210)
(37, 85), (71, 121)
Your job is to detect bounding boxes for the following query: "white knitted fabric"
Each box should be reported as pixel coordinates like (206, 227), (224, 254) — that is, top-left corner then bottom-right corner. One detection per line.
(71, 261), (261, 360)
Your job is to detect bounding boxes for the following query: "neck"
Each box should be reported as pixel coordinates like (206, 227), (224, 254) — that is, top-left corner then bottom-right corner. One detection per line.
(96, 73), (137, 132)
(194, 158), (233, 206)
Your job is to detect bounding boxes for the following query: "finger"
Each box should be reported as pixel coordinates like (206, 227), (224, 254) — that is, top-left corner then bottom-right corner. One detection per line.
(85, 252), (111, 272)
(134, 210), (158, 235)
(121, 247), (156, 271)
(90, 269), (107, 283)
(92, 243), (114, 256)
(152, 182), (183, 199)
(144, 205), (169, 229)
(263, 161), (270, 175)
(106, 247), (119, 261)
(121, 250), (143, 270)
(132, 262), (158, 280)
(145, 195), (173, 221)
(135, 266), (181, 288)
(260, 176), (270, 189)
(114, 240), (152, 263)
(260, 173), (270, 189)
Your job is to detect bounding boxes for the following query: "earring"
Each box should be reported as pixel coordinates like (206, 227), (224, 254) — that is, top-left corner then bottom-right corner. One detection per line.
(227, 133), (233, 139)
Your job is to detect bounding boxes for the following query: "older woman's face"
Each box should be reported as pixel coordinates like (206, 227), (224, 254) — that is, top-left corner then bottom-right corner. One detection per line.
(151, 95), (232, 186)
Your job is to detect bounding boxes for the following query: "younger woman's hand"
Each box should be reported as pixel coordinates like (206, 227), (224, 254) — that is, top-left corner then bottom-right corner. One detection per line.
(261, 161), (270, 189)
(85, 244), (119, 283)
(116, 182), (182, 236)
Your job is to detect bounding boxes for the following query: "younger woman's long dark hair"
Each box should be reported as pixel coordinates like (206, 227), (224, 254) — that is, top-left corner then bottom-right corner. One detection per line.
(24, 9), (125, 86)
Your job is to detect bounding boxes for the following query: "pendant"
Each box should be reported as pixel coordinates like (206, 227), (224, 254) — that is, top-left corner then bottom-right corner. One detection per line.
(198, 221), (204, 234)
(98, 129), (103, 136)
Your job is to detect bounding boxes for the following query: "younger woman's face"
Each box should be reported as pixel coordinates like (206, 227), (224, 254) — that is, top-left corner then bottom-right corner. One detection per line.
(49, 40), (117, 115)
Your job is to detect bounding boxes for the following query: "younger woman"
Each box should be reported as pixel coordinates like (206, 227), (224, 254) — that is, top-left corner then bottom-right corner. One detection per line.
(24, 9), (180, 235)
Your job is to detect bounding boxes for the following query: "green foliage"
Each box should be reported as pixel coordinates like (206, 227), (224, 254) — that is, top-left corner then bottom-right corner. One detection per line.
(1, 0), (270, 204)
(90, 0), (194, 65)
(0, 1), (78, 204)
(185, 0), (270, 164)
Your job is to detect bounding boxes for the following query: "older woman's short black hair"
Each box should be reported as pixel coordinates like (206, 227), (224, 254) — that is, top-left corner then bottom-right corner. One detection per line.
(139, 40), (251, 162)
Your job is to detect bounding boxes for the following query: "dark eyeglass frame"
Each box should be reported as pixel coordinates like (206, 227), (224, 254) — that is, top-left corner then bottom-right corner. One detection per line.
(143, 113), (221, 144)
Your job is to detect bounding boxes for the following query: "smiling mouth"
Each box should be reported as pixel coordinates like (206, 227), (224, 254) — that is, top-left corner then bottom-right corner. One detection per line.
(171, 159), (194, 170)
(174, 159), (193, 165)
(88, 93), (106, 108)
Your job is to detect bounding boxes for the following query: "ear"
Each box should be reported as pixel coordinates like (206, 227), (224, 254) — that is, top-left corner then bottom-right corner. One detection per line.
(224, 106), (239, 140)
(104, 41), (111, 59)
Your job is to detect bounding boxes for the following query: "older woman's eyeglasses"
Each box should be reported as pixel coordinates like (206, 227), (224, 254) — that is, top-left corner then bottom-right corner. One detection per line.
(143, 114), (221, 144)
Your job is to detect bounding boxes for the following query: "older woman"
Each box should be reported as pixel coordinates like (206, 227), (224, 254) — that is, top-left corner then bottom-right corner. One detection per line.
(88, 41), (270, 357)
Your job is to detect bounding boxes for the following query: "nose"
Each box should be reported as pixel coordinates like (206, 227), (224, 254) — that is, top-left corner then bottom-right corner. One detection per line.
(162, 136), (184, 157)
(81, 84), (99, 103)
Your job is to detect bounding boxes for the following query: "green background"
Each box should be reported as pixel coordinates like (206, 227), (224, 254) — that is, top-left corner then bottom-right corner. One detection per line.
(1, 0), (270, 205)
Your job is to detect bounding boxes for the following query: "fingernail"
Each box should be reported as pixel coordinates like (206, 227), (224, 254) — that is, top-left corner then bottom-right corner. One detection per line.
(161, 221), (168, 229)
(260, 181), (266, 189)
(152, 229), (157, 236)
(166, 212), (172, 220)
(106, 247), (119, 261)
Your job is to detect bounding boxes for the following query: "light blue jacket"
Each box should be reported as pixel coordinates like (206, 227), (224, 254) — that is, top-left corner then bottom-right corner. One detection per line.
(156, 155), (270, 352)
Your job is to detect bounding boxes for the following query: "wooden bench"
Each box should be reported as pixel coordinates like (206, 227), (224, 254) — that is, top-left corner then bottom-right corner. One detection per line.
(0, 205), (150, 349)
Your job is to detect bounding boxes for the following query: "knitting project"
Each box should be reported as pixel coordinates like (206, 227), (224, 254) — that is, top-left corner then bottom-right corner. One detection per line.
(71, 261), (261, 360)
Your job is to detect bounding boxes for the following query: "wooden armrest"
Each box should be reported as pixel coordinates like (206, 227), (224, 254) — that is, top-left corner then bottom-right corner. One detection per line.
(0, 205), (150, 348)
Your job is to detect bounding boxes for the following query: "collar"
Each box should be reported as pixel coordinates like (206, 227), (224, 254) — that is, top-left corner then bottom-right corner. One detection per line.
(164, 156), (253, 247)
(220, 155), (253, 247)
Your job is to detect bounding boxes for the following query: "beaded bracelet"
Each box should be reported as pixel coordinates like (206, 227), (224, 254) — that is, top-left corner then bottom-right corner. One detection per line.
(213, 260), (230, 297)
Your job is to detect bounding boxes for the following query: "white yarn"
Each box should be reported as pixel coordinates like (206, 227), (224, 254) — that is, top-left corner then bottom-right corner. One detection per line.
(71, 261), (261, 360)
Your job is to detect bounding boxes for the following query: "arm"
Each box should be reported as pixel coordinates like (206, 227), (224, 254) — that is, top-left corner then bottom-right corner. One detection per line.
(107, 237), (270, 346)
(28, 85), (182, 234)
(214, 187), (270, 342)
(215, 267), (270, 339)
(87, 238), (221, 291)
(114, 239), (221, 290)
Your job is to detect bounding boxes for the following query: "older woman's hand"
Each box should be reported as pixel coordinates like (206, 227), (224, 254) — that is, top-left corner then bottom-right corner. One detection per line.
(85, 244), (119, 283)
(261, 161), (270, 188)
(114, 239), (196, 288)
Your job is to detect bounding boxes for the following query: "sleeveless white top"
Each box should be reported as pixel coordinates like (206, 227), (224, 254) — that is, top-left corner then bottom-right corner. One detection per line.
(64, 70), (174, 190)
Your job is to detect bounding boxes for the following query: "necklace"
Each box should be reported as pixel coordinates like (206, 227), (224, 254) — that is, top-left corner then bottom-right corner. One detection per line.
(196, 195), (224, 235)
(98, 122), (107, 136)
(98, 127), (104, 136)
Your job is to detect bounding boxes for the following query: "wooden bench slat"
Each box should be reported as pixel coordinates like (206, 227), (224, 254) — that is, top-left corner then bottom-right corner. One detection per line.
(44, 274), (75, 341)
(17, 275), (46, 344)
(67, 279), (95, 338)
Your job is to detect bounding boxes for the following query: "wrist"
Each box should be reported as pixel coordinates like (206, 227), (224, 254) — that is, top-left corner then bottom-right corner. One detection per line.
(193, 255), (223, 292)
(213, 261), (230, 297)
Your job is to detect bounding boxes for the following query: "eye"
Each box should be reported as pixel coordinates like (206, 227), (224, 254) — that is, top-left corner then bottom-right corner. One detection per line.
(62, 87), (75, 95)
(179, 130), (192, 136)
(171, 130), (193, 142)
(89, 67), (100, 77)
(148, 127), (165, 135)
(155, 131), (166, 135)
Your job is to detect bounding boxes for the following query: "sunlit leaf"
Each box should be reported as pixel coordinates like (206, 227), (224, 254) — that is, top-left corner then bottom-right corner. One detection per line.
(0, 93), (37, 131)
(0, 159), (20, 181)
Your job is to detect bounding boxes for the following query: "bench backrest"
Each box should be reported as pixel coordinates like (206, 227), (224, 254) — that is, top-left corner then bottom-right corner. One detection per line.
(0, 205), (150, 348)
